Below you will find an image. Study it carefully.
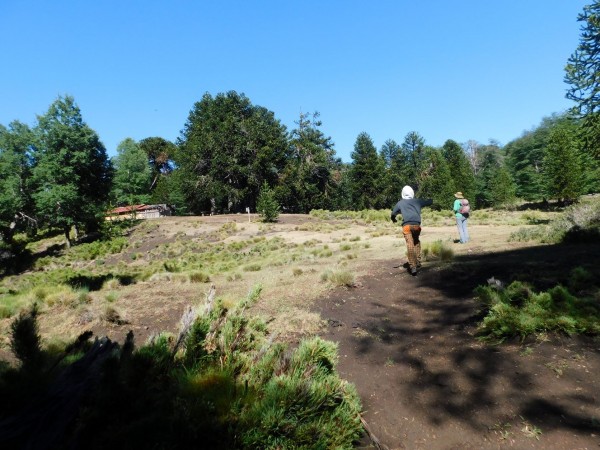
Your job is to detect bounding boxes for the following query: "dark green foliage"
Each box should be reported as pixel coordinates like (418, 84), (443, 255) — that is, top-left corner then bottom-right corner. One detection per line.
(110, 138), (151, 206)
(489, 165), (517, 207)
(380, 139), (411, 206)
(417, 148), (455, 210)
(0, 121), (36, 243)
(474, 144), (503, 208)
(349, 132), (385, 210)
(565, 0), (600, 159)
(31, 95), (112, 245)
(277, 112), (339, 213)
(257, 182), (280, 222)
(476, 276), (600, 342)
(442, 139), (475, 201)
(138, 136), (176, 192)
(176, 91), (289, 214)
(402, 131), (427, 186)
(0, 290), (362, 449)
(543, 125), (585, 203)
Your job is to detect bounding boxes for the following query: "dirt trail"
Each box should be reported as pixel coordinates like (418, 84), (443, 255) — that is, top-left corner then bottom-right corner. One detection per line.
(317, 249), (600, 450)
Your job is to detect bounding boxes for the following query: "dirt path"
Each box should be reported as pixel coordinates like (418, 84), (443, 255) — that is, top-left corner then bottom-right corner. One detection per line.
(316, 247), (600, 450)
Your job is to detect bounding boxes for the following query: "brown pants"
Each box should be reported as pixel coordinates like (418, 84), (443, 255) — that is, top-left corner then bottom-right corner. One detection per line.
(402, 224), (422, 269)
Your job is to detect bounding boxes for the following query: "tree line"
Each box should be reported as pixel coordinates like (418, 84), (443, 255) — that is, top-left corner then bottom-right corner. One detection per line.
(1, 91), (598, 247)
(2, 0), (600, 245)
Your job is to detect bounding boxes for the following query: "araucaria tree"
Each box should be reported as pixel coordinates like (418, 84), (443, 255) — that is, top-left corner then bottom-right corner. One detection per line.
(349, 132), (384, 210)
(565, 0), (600, 158)
(418, 148), (455, 210)
(31, 96), (112, 246)
(442, 139), (475, 200)
(111, 138), (152, 206)
(543, 125), (584, 203)
(176, 91), (289, 214)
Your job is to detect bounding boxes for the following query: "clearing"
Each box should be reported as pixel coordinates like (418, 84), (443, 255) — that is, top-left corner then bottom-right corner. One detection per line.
(1, 213), (599, 449)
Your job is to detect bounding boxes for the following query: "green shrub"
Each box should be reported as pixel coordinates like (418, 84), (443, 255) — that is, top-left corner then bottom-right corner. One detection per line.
(0, 287), (363, 449)
(257, 183), (280, 223)
(476, 280), (600, 341)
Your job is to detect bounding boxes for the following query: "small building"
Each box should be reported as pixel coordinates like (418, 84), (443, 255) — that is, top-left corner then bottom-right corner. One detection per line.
(106, 204), (173, 221)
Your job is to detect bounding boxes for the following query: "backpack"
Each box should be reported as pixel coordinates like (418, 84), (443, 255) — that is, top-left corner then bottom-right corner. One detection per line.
(459, 198), (470, 215)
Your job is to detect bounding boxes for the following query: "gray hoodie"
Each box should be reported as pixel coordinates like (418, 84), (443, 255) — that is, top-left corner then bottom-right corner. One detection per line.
(390, 198), (433, 226)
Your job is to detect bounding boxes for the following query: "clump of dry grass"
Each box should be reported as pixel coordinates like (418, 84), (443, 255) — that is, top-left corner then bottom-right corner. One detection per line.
(321, 270), (355, 287)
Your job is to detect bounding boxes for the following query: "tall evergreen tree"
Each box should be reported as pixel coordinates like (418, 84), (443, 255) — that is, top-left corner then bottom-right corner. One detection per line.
(380, 139), (411, 206)
(349, 133), (385, 210)
(505, 114), (567, 201)
(176, 91), (288, 214)
(474, 148), (502, 208)
(0, 121), (36, 242)
(489, 165), (517, 208)
(543, 125), (585, 203)
(442, 139), (475, 200)
(565, 0), (600, 158)
(278, 112), (338, 213)
(31, 96), (112, 246)
(111, 138), (152, 206)
(401, 131), (426, 187)
(418, 148), (455, 210)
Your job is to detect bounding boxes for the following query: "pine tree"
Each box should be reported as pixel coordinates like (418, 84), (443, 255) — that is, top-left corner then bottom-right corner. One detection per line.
(418, 148), (455, 210)
(442, 139), (475, 200)
(349, 133), (384, 210)
(565, 0), (600, 158)
(489, 166), (517, 208)
(111, 138), (152, 206)
(543, 126), (584, 203)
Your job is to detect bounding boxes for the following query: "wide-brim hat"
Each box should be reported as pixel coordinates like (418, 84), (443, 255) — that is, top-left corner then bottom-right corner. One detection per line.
(454, 192), (464, 199)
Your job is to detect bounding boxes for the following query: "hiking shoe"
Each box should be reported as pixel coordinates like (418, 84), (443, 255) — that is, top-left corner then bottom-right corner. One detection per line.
(411, 268), (417, 276)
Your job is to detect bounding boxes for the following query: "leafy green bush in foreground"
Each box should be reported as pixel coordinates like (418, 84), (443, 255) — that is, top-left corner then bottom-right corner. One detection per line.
(0, 286), (362, 449)
(475, 272), (600, 342)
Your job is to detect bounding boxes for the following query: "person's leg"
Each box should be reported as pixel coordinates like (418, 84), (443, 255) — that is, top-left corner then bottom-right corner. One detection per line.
(412, 226), (422, 268)
(403, 225), (417, 271)
(463, 218), (470, 242)
(456, 217), (467, 243)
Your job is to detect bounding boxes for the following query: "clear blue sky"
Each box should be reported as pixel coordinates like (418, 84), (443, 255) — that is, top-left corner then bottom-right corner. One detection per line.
(0, 0), (589, 162)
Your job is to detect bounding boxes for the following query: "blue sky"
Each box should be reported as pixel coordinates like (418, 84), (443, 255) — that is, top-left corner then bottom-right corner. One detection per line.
(0, 0), (589, 162)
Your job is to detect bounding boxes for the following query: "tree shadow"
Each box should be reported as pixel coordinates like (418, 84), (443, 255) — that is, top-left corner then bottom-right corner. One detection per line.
(318, 240), (600, 445)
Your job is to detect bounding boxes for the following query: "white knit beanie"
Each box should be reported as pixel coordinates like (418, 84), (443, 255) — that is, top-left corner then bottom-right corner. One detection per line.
(401, 185), (414, 199)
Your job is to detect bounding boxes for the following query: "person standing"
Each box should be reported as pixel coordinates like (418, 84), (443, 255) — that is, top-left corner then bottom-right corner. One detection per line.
(453, 191), (470, 243)
(390, 186), (433, 276)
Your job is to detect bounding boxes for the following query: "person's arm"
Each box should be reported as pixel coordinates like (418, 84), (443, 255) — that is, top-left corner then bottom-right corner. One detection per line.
(420, 199), (433, 207)
(453, 199), (460, 213)
(390, 202), (401, 222)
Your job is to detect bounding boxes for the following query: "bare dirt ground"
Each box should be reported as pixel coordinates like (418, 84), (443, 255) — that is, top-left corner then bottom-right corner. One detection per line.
(1, 214), (599, 449)
(318, 243), (600, 450)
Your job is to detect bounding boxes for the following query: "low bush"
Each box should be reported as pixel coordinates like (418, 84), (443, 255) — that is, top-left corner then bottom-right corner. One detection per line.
(0, 288), (362, 449)
(321, 270), (355, 287)
(475, 274), (600, 342)
(422, 240), (454, 262)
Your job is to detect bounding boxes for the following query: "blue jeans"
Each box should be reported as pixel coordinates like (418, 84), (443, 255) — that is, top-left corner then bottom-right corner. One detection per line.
(456, 216), (469, 243)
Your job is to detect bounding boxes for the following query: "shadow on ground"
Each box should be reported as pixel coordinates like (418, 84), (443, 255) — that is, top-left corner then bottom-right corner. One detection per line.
(317, 241), (600, 449)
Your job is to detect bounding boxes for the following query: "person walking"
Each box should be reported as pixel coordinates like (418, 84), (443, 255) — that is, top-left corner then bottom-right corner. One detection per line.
(453, 191), (470, 243)
(390, 186), (433, 276)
